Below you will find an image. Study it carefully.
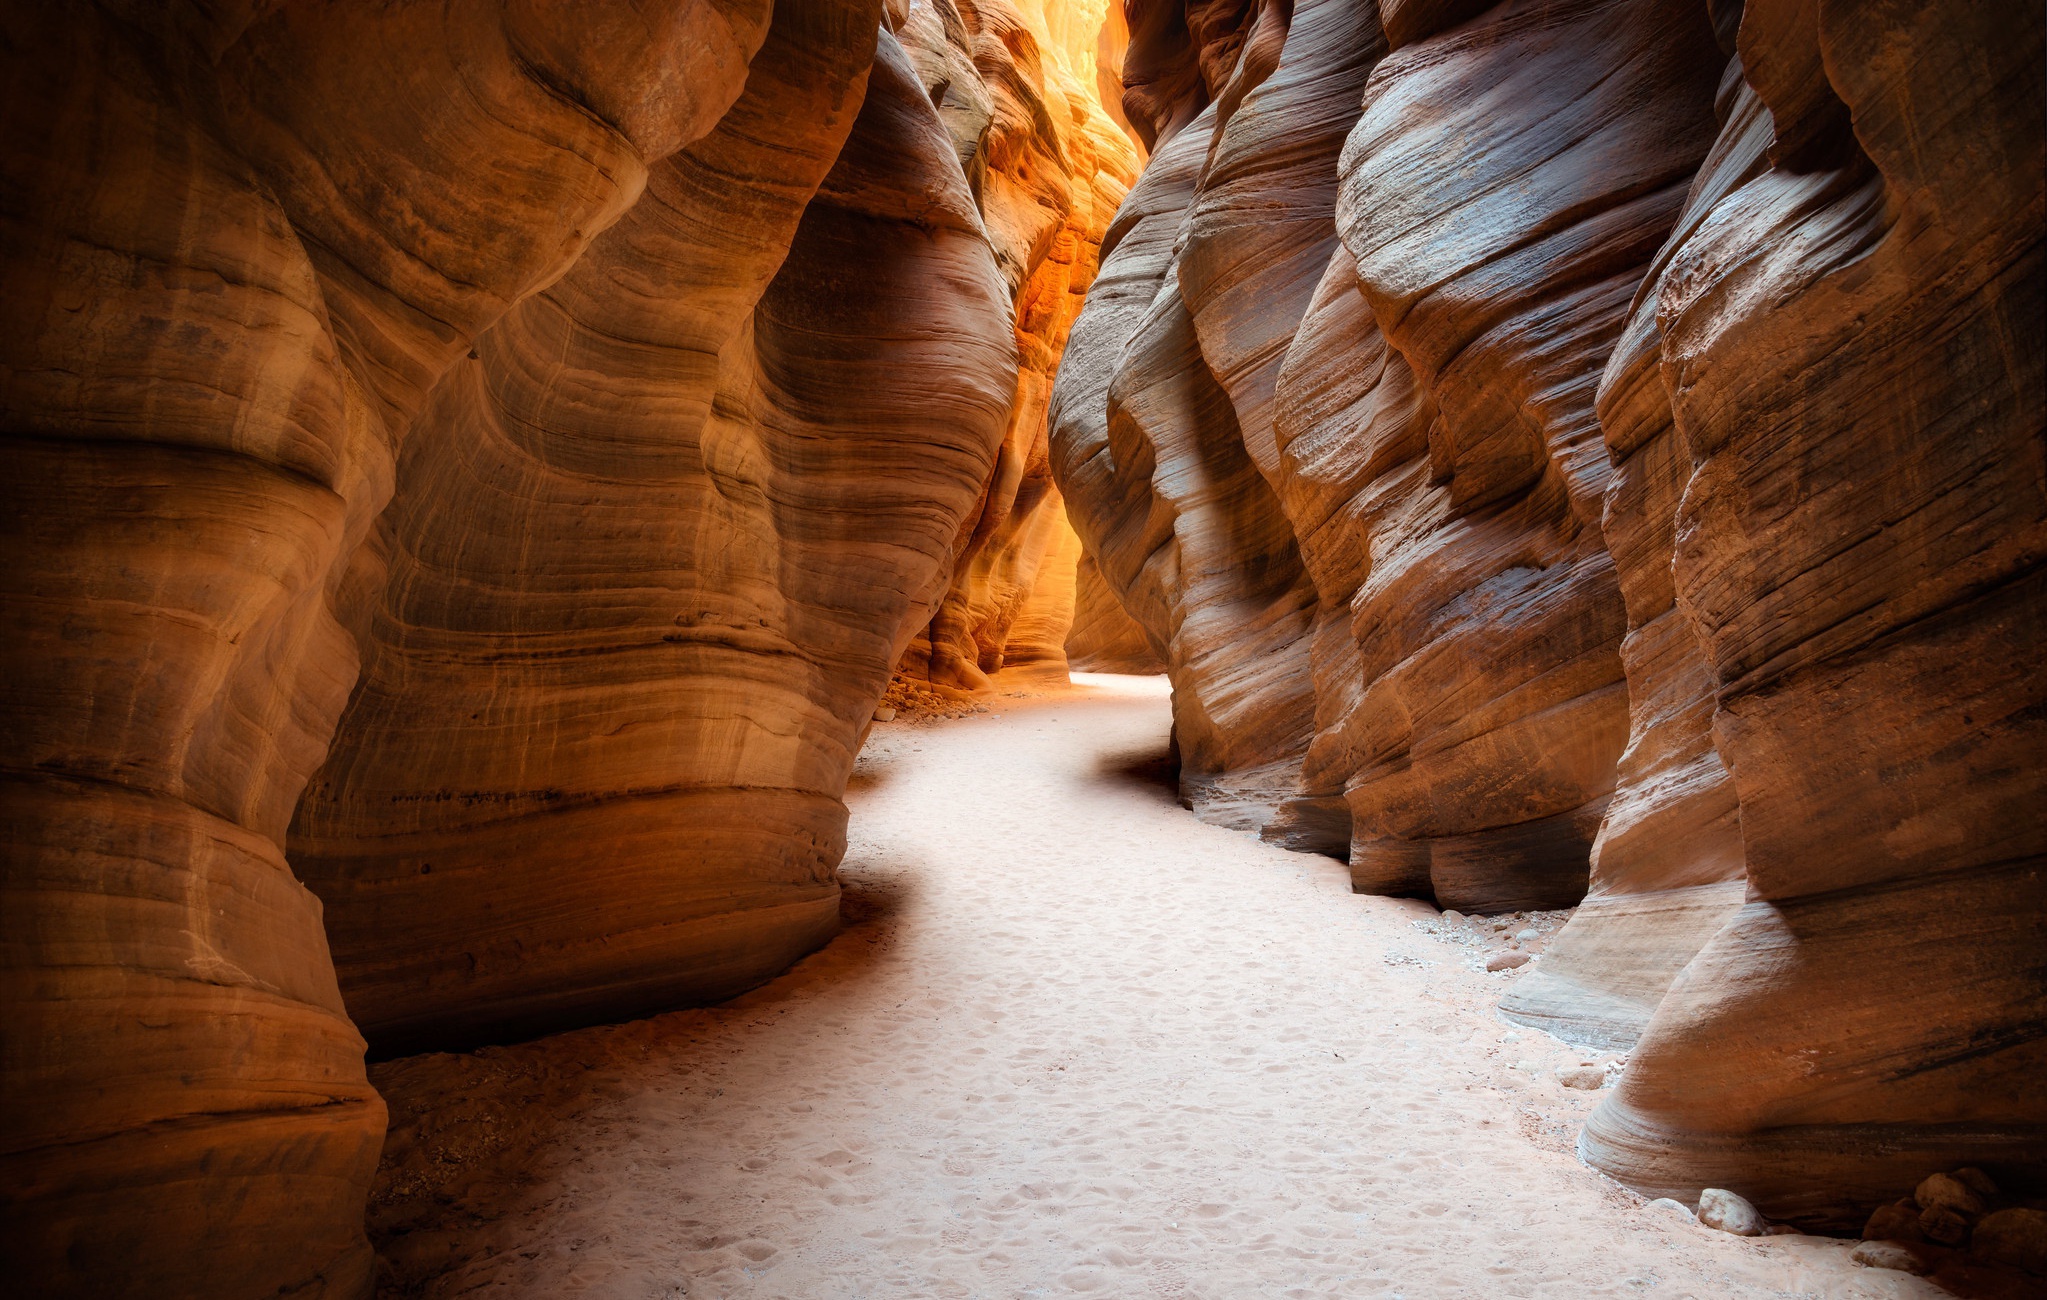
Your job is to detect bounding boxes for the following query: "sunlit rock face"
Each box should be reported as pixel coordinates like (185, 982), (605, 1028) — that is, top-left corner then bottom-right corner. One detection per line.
(290, 12), (1020, 1057)
(1067, 549), (1166, 673)
(0, 1), (773, 1294)
(1053, 0), (2042, 1227)
(1579, 0), (2047, 1227)
(893, 0), (1140, 692)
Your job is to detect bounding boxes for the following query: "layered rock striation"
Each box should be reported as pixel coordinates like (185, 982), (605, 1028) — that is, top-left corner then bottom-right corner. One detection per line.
(1578, 0), (2047, 1223)
(1, 1), (779, 1292)
(1, 0), (1125, 1293)
(291, 13), (1018, 1056)
(1052, 0), (2044, 1228)
(894, 0), (1141, 692)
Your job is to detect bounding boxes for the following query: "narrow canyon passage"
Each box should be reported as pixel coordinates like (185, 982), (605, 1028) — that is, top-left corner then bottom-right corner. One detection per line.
(371, 679), (1934, 1300)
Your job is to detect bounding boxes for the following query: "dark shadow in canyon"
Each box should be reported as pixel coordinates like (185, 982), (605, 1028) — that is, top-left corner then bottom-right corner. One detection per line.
(366, 856), (919, 1294)
(1094, 741), (1183, 805)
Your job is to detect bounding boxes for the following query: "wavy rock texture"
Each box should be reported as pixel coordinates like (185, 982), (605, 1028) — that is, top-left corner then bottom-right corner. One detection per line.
(288, 9), (1025, 1057)
(1326, 0), (1723, 912)
(1067, 549), (1167, 672)
(0, 2), (773, 1295)
(1498, 12), (1755, 1050)
(894, 0), (1140, 691)
(1055, 0), (2041, 1226)
(1051, 0), (1360, 848)
(1579, 0), (2047, 1226)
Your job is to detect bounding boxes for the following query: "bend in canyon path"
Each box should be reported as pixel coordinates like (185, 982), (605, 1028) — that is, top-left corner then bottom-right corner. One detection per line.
(370, 677), (1942, 1300)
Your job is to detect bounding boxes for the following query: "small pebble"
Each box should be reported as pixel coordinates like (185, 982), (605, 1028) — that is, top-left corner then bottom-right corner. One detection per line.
(872, 706), (896, 722)
(1851, 1241), (1929, 1274)
(1485, 951), (1531, 972)
(1697, 1188), (1766, 1237)
(1440, 909), (1465, 924)
(1556, 1064), (1606, 1090)
(1516, 929), (1539, 941)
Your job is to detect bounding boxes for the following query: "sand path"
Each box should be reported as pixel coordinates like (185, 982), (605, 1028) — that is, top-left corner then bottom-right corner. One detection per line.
(369, 676), (1940, 1299)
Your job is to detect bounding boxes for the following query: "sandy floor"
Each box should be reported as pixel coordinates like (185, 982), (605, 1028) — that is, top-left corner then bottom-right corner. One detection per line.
(368, 675), (1947, 1300)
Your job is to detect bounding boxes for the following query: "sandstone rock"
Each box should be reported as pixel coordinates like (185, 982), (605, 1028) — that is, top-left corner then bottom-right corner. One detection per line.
(1557, 1065), (1608, 1091)
(1579, 0), (2047, 1225)
(1646, 1198), (1697, 1224)
(874, 707), (899, 723)
(1066, 549), (1167, 673)
(1972, 1208), (2047, 1276)
(893, 0), (1141, 693)
(1487, 952), (1531, 972)
(1048, 84), (1338, 847)
(1864, 1199), (1926, 1244)
(1319, 0), (1729, 917)
(1917, 1172), (1988, 1219)
(0, 1), (785, 1293)
(293, 21), (1018, 1056)
(1697, 1188), (1765, 1237)
(1851, 1241), (1931, 1275)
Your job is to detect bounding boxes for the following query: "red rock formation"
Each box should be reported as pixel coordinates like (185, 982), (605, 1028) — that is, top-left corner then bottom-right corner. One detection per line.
(1067, 548), (1167, 672)
(289, 13), (1021, 1056)
(895, 0), (1140, 692)
(1056, 0), (2043, 1229)
(1499, 8), (1755, 1050)
(1326, 0), (1723, 911)
(1580, 0), (2047, 1226)
(1, 2), (777, 1293)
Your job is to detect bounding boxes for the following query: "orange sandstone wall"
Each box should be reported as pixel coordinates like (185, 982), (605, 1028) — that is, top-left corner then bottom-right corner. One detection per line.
(1051, 0), (2044, 1227)
(291, 13), (1018, 1056)
(0, 0), (1125, 1292)
(895, 0), (1141, 691)
(1, 2), (778, 1294)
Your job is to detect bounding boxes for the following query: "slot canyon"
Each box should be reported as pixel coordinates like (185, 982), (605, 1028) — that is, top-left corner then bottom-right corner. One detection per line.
(1, 0), (2041, 1295)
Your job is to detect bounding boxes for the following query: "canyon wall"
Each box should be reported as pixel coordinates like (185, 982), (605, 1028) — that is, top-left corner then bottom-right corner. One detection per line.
(893, 0), (1141, 692)
(1052, 0), (2043, 1228)
(290, 10), (1018, 1057)
(1, 2), (771, 1292)
(0, 0), (1126, 1293)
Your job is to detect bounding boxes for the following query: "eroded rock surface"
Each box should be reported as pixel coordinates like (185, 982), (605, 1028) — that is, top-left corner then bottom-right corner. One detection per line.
(291, 15), (1020, 1056)
(893, 0), (1140, 692)
(1579, 0), (2047, 1225)
(2, 1), (780, 1293)
(1052, 0), (2043, 1229)
(1, 0), (1121, 1291)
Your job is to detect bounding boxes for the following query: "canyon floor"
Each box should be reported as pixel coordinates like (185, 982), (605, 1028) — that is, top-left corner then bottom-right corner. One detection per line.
(368, 675), (1942, 1300)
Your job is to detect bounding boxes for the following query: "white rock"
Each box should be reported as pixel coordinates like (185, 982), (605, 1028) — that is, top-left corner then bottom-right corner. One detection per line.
(873, 706), (896, 722)
(1440, 909), (1465, 924)
(1516, 929), (1539, 941)
(1556, 1064), (1606, 1090)
(1698, 1188), (1766, 1237)
(1646, 1198), (1696, 1224)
